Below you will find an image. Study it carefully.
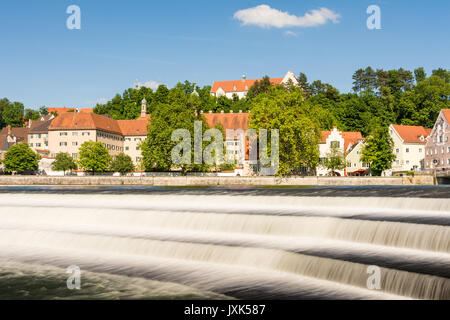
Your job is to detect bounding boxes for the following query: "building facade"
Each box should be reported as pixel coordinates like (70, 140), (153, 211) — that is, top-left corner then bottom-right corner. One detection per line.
(211, 71), (299, 99)
(48, 100), (150, 163)
(425, 109), (450, 170)
(318, 127), (364, 176)
(389, 124), (431, 173)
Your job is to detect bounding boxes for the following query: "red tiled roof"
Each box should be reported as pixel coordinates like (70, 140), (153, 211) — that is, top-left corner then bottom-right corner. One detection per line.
(117, 115), (150, 136)
(442, 109), (450, 122)
(211, 78), (283, 93)
(48, 107), (78, 114)
(203, 112), (249, 131)
(392, 125), (431, 143)
(320, 130), (363, 150)
(49, 112), (122, 135)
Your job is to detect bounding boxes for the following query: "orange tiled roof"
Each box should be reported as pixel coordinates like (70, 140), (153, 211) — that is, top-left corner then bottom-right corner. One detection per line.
(117, 115), (150, 136)
(79, 108), (94, 113)
(320, 130), (363, 150)
(441, 109), (450, 122)
(48, 107), (78, 114)
(211, 77), (283, 93)
(392, 125), (431, 143)
(49, 112), (122, 135)
(203, 112), (249, 131)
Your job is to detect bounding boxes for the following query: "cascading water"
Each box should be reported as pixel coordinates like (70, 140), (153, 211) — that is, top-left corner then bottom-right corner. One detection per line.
(0, 187), (449, 300)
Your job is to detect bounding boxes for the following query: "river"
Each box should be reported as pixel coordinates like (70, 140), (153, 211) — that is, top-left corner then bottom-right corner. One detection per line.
(0, 186), (449, 300)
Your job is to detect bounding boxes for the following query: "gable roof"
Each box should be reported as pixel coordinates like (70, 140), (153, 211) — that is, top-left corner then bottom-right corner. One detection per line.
(211, 78), (284, 93)
(49, 112), (122, 135)
(442, 109), (450, 122)
(202, 112), (249, 131)
(320, 130), (363, 150)
(117, 116), (150, 136)
(30, 120), (52, 134)
(48, 107), (79, 115)
(391, 125), (431, 143)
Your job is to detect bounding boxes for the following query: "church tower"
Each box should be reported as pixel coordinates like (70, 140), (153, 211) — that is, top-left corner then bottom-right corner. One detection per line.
(141, 98), (147, 118)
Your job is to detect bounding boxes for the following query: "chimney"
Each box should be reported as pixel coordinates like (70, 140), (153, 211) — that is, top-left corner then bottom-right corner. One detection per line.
(239, 110), (242, 113)
(229, 110), (233, 114)
(220, 110), (224, 114)
(28, 119), (32, 128)
(209, 110), (213, 114)
(242, 75), (246, 82)
(7, 125), (11, 136)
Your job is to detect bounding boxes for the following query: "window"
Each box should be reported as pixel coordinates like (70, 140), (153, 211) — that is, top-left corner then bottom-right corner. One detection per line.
(60, 132), (68, 136)
(396, 148), (399, 153)
(38, 134), (41, 138)
(60, 142), (67, 146)
(406, 160), (410, 165)
(448, 146), (450, 153)
(72, 132), (78, 136)
(29, 143), (33, 147)
(30, 134), (33, 139)
(419, 148), (422, 153)
(405, 148), (410, 153)
(396, 160), (400, 165)
(330, 141), (340, 148)
(136, 157), (141, 162)
(72, 142), (78, 146)
(136, 147), (140, 150)
(72, 153), (77, 159)
(125, 146), (129, 151)
(36, 143), (41, 147)
(448, 159), (450, 165)
(82, 132), (90, 136)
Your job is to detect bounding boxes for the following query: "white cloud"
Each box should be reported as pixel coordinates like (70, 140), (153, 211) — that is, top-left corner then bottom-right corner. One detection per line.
(139, 80), (160, 90)
(234, 5), (340, 28)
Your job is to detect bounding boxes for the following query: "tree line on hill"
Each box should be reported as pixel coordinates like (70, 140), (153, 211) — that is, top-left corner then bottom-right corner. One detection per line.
(1, 67), (448, 177)
(0, 99), (49, 129)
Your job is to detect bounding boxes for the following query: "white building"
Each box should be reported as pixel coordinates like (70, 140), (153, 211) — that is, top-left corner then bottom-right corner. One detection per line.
(318, 127), (364, 176)
(211, 71), (299, 99)
(388, 124), (431, 173)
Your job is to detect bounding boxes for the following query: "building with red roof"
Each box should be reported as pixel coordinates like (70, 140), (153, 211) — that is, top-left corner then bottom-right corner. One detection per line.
(47, 99), (150, 164)
(424, 109), (450, 171)
(318, 127), (364, 176)
(211, 71), (298, 99)
(389, 124), (432, 173)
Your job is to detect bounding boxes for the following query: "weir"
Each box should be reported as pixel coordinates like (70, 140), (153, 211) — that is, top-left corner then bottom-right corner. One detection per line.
(0, 191), (449, 300)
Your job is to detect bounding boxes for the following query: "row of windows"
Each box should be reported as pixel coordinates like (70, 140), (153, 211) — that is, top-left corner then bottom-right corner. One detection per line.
(102, 143), (124, 152)
(98, 132), (122, 141)
(395, 148), (422, 154)
(30, 134), (48, 139)
(124, 146), (140, 151)
(125, 137), (143, 142)
(427, 159), (450, 167)
(426, 146), (450, 155)
(29, 142), (47, 148)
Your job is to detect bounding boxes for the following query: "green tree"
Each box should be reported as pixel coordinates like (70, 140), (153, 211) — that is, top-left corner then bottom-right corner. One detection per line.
(249, 87), (320, 176)
(432, 68), (450, 84)
(77, 141), (111, 174)
(110, 153), (135, 174)
(3, 143), (41, 173)
(39, 106), (48, 116)
(247, 76), (272, 100)
(51, 152), (77, 175)
(2, 101), (24, 127)
(361, 127), (396, 176)
(24, 108), (41, 122)
(323, 146), (346, 176)
(141, 91), (210, 174)
(414, 67), (427, 83)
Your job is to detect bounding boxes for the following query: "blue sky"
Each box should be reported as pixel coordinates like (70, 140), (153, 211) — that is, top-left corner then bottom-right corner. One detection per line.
(0, 0), (448, 109)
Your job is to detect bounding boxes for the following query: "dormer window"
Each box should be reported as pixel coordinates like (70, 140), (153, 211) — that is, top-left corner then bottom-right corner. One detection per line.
(233, 85), (237, 91)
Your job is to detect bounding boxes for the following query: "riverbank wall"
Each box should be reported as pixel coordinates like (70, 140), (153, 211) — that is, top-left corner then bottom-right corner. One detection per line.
(0, 175), (435, 186)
